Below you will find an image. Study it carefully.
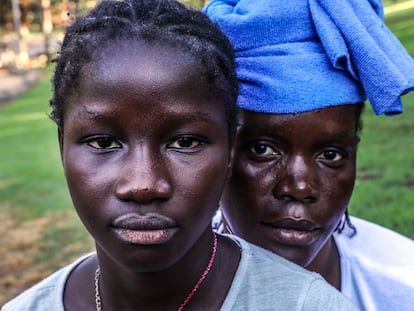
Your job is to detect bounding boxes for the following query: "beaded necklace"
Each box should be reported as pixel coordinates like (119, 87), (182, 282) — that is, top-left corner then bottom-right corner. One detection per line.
(94, 231), (218, 311)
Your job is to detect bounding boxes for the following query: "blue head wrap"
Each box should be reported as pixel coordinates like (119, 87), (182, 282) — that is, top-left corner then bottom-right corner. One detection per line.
(204, 0), (414, 115)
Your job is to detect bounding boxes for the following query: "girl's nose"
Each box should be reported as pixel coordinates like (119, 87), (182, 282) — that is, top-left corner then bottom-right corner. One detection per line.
(115, 147), (172, 204)
(273, 155), (318, 203)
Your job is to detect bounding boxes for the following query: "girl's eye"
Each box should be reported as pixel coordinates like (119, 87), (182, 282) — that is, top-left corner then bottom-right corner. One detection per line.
(249, 143), (277, 156)
(317, 150), (344, 162)
(86, 136), (121, 150)
(170, 136), (203, 149)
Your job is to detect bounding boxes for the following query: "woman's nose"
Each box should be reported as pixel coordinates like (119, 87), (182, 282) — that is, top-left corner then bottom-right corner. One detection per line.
(273, 155), (318, 203)
(115, 147), (172, 204)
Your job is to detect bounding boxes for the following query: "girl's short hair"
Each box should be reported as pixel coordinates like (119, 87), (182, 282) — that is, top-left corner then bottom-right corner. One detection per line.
(50, 0), (238, 134)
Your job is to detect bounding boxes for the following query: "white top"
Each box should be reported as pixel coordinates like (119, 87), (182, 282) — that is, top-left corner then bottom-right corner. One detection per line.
(213, 211), (414, 310)
(2, 235), (356, 310)
(335, 216), (414, 311)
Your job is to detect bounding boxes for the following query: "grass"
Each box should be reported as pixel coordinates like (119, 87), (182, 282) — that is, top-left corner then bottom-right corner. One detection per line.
(0, 68), (93, 306)
(0, 68), (72, 221)
(350, 93), (414, 238)
(385, 3), (414, 56)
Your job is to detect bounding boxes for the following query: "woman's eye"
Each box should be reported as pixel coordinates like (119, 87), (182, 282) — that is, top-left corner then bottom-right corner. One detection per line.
(249, 143), (277, 156)
(318, 150), (344, 161)
(170, 136), (203, 149)
(86, 137), (121, 150)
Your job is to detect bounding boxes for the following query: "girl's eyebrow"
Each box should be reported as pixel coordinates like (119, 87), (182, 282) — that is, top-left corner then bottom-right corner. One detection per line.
(166, 112), (221, 125)
(70, 105), (221, 125)
(69, 106), (108, 122)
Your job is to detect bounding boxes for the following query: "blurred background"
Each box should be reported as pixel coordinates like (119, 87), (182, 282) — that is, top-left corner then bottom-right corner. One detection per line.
(0, 0), (207, 72)
(0, 0), (413, 306)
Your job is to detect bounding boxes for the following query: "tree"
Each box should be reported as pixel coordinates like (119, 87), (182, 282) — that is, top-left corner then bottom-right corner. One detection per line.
(10, 0), (29, 68)
(41, 0), (53, 62)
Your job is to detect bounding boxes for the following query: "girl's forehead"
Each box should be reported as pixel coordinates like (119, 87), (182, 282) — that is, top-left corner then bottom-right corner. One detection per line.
(88, 39), (198, 73)
(78, 40), (206, 95)
(79, 39), (205, 96)
(63, 40), (227, 128)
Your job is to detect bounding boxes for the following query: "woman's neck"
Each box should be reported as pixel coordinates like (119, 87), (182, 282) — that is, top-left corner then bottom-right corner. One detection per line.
(307, 236), (341, 290)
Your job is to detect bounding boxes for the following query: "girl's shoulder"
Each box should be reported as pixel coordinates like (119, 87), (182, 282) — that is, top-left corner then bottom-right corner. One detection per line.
(1, 254), (94, 311)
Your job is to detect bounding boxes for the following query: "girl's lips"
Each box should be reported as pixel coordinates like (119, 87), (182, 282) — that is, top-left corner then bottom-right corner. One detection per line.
(111, 212), (178, 245)
(113, 227), (179, 245)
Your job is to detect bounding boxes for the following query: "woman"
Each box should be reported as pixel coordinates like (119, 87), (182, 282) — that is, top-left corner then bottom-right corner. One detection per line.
(205, 0), (414, 310)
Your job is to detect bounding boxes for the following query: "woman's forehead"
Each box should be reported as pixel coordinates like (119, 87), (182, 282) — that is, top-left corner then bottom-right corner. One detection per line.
(239, 105), (358, 138)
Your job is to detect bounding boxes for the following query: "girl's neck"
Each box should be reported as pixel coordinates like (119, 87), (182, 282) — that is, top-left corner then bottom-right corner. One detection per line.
(95, 233), (240, 310)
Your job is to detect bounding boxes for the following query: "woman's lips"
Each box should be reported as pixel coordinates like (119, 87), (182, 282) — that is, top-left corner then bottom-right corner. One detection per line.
(262, 219), (321, 246)
(112, 213), (178, 245)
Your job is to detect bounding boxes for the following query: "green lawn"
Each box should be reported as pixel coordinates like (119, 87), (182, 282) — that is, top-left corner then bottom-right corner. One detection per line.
(0, 69), (93, 305)
(0, 70), (72, 221)
(350, 94), (414, 238)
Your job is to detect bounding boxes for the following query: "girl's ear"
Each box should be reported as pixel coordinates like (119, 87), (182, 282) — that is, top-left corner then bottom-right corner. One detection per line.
(58, 127), (64, 165)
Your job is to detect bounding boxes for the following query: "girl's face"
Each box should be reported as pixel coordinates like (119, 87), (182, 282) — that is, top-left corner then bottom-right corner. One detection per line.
(221, 105), (358, 267)
(59, 41), (232, 271)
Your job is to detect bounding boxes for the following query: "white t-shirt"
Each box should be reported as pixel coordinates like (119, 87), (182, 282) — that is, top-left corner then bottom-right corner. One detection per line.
(2, 235), (356, 310)
(213, 211), (414, 310)
(335, 216), (414, 311)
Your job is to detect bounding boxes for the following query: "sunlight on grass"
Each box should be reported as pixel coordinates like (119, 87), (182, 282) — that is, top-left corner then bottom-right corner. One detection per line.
(384, 0), (414, 15)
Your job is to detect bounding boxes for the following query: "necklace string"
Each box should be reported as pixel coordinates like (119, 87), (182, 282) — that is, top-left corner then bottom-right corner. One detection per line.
(178, 231), (217, 311)
(94, 266), (102, 311)
(94, 231), (218, 311)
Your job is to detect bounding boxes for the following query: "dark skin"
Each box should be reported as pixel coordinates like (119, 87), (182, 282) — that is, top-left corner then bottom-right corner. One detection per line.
(59, 40), (240, 310)
(221, 105), (359, 290)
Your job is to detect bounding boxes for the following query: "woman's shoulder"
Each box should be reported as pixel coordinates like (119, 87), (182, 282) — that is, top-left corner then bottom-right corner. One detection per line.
(227, 234), (329, 281)
(221, 234), (356, 310)
(335, 216), (414, 261)
(1, 254), (94, 311)
(335, 216), (414, 310)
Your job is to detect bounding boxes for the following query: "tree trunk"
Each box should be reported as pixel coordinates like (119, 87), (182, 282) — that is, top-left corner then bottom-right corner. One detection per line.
(11, 0), (29, 69)
(41, 0), (53, 63)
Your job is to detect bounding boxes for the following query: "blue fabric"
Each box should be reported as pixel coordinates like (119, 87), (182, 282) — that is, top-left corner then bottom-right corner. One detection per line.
(204, 0), (414, 115)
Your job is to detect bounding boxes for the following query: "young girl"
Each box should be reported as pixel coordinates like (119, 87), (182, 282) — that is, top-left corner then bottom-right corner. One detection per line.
(2, 0), (356, 310)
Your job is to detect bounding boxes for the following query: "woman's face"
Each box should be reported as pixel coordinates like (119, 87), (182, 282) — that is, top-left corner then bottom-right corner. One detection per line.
(59, 41), (232, 271)
(221, 105), (358, 267)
